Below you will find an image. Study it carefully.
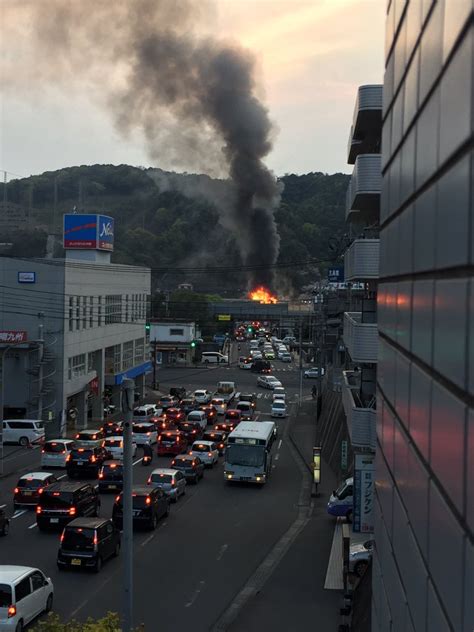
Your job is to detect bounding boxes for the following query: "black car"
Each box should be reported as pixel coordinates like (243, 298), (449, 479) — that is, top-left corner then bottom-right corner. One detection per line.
(202, 430), (227, 455)
(57, 517), (120, 572)
(0, 507), (9, 536)
(113, 486), (169, 531)
(98, 461), (124, 492)
(238, 393), (257, 409)
(66, 447), (110, 478)
(250, 359), (272, 374)
(102, 420), (123, 437)
(179, 398), (197, 414)
(169, 387), (186, 400)
(36, 482), (100, 531)
(170, 455), (205, 484)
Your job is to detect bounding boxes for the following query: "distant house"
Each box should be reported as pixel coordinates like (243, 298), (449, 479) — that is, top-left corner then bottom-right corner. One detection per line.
(149, 321), (197, 365)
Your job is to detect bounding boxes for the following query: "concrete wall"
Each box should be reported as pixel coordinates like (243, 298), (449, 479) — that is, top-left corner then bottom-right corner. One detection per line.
(150, 322), (195, 343)
(374, 3), (473, 632)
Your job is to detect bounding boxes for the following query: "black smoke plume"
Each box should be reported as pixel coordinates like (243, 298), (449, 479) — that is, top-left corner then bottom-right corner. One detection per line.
(3, 0), (281, 288)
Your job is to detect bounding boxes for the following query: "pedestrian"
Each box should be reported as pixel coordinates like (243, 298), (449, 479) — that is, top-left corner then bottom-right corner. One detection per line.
(311, 385), (317, 399)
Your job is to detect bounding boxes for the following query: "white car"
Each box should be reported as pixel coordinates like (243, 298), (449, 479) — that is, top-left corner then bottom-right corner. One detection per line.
(349, 539), (373, 576)
(211, 397), (226, 415)
(41, 439), (75, 468)
(104, 436), (137, 459)
(148, 468), (187, 502)
(2, 420), (45, 447)
(271, 400), (287, 418)
(257, 375), (283, 389)
(193, 389), (212, 404)
(132, 422), (158, 445)
(0, 566), (54, 629)
(250, 349), (262, 359)
(187, 410), (208, 431)
(74, 429), (105, 449)
(238, 356), (253, 370)
(189, 441), (219, 467)
(304, 367), (326, 379)
(280, 352), (292, 362)
(272, 387), (286, 400)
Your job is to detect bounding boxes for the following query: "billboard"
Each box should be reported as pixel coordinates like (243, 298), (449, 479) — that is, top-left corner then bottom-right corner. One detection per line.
(0, 331), (27, 343)
(327, 266), (344, 282)
(63, 214), (114, 251)
(353, 453), (375, 533)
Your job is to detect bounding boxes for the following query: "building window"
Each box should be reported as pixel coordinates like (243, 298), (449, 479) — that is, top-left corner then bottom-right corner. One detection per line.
(68, 353), (86, 380)
(134, 338), (144, 364)
(98, 296), (103, 326)
(87, 352), (95, 372)
(123, 340), (134, 371)
(125, 295), (129, 322)
(169, 328), (184, 336)
(68, 297), (73, 332)
(83, 297), (87, 328)
(105, 344), (121, 374)
(105, 294), (122, 324)
(89, 296), (94, 327)
(75, 296), (80, 330)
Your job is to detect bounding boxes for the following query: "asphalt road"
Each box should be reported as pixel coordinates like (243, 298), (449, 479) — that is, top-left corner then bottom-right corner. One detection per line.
(0, 342), (316, 630)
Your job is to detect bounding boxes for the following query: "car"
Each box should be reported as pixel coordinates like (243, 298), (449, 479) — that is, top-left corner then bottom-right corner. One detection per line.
(98, 460), (124, 492)
(202, 430), (227, 455)
(0, 507), (10, 536)
(189, 441), (219, 467)
(249, 349), (262, 360)
(1, 419), (45, 446)
(193, 389), (212, 404)
(225, 409), (242, 425)
(157, 430), (188, 456)
(164, 407), (185, 424)
(102, 420), (124, 436)
(187, 410), (208, 431)
(0, 566), (53, 629)
(250, 359), (272, 374)
(177, 421), (203, 444)
(133, 404), (160, 420)
(279, 352), (292, 362)
(152, 415), (176, 433)
(112, 486), (170, 530)
(271, 400), (288, 418)
(147, 468), (186, 502)
(304, 367), (326, 379)
(235, 401), (254, 421)
(103, 436), (137, 460)
(132, 422), (158, 445)
(272, 386), (286, 400)
(66, 447), (110, 479)
(282, 336), (296, 345)
(179, 398), (197, 414)
(41, 439), (76, 469)
(210, 397), (226, 416)
(13, 472), (58, 509)
(214, 421), (236, 434)
(170, 455), (205, 484)
(238, 356), (253, 370)
(36, 482), (100, 530)
(169, 386), (186, 400)
(257, 375), (282, 389)
(74, 429), (105, 449)
(349, 539), (374, 576)
(199, 405), (218, 423)
(57, 517), (121, 572)
(158, 395), (179, 410)
(264, 349), (275, 359)
(238, 393), (257, 409)
(327, 477), (353, 518)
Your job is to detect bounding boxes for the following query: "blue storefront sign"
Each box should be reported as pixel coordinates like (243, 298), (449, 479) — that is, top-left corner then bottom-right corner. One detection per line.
(63, 214), (114, 251)
(113, 361), (152, 385)
(328, 266), (344, 282)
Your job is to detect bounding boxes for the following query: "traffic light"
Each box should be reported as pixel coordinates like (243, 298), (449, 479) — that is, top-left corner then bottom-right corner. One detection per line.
(247, 326), (253, 333)
(190, 340), (197, 348)
(145, 323), (150, 332)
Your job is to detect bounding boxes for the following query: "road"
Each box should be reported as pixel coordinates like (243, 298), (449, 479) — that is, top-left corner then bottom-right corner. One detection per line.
(0, 342), (317, 630)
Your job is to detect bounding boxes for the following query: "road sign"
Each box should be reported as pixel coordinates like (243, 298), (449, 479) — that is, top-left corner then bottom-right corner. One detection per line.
(353, 454), (375, 533)
(327, 266), (344, 282)
(217, 314), (231, 321)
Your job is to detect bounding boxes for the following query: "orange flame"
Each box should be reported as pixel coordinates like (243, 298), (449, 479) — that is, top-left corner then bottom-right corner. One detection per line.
(248, 286), (278, 304)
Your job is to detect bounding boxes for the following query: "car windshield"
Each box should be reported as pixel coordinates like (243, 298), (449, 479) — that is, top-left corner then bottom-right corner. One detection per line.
(151, 474), (172, 484)
(211, 400), (223, 406)
(273, 402), (285, 409)
(41, 492), (73, 508)
(0, 584), (12, 607)
(34, 422), (44, 430)
(104, 464), (123, 474)
(237, 403), (251, 411)
(132, 495), (154, 508)
(192, 444), (211, 452)
(160, 397), (172, 403)
(76, 432), (97, 440)
(17, 478), (43, 488)
(133, 425), (152, 433)
(62, 527), (95, 550)
(226, 444), (265, 467)
(71, 449), (93, 458)
(105, 439), (122, 447)
(173, 459), (192, 468)
(44, 442), (66, 453)
(188, 413), (202, 420)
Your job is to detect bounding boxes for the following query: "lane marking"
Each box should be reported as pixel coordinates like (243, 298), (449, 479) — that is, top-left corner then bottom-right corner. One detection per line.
(133, 457), (142, 466)
(28, 522), (37, 529)
(12, 510), (27, 519)
(141, 533), (155, 547)
(217, 544), (228, 561)
(0, 504), (6, 509)
(277, 439), (282, 451)
(257, 393), (262, 399)
(57, 474), (67, 480)
(185, 580), (206, 608)
(275, 454), (280, 462)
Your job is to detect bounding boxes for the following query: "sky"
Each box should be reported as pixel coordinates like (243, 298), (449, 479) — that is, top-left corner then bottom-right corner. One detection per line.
(1, 0), (385, 182)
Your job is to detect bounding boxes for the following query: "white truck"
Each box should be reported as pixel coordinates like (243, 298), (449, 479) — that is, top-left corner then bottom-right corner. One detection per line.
(213, 381), (237, 406)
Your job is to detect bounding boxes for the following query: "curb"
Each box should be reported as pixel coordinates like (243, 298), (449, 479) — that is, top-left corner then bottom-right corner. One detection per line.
(287, 403), (316, 476)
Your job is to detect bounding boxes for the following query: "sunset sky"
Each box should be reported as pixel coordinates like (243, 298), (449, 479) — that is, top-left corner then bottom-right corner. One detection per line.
(1, 0), (385, 180)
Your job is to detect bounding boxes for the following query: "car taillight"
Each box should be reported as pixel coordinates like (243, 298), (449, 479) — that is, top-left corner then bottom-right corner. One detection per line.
(90, 455), (96, 463)
(60, 531), (65, 543)
(38, 487), (44, 494)
(66, 454), (71, 462)
(93, 533), (98, 546)
(41, 449), (45, 453)
(147, 432), (151, 436)
(147, 477), (151, 484)
(7, 605), (16, 618)
(69, 507), (76, 516)
(36, 506), (42, 514)
(145, 497), (151, 505)
(115, 495), (121, 502)
(171, 480), (175, 486)
(98, 472), (104, 479)
(14, 487), (19, 494)
(208, 452), (212, 457)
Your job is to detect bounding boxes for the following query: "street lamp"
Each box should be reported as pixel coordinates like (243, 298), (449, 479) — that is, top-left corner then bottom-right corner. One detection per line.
(312, 446), (321, 496)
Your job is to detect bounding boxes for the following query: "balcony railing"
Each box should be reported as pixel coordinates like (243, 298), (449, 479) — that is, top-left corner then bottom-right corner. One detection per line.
(342, 370), (376, 450)
(345, 154), (382, 221)
(344, 239), (380, 281)
(343, 312), (378, 364)
(347, 85), (383, 164)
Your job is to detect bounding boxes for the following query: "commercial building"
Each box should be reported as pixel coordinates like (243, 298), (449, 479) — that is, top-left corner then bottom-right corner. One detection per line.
(150, 321), (198, 365)
(0, 213), (151, 436)
(374, 3), (473, 632)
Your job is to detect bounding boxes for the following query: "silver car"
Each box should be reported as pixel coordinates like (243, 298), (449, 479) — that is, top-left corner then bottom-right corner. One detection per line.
(257, 375), (283, 389)
(349, 539), (373, 576)
(147, 468), (186, 502)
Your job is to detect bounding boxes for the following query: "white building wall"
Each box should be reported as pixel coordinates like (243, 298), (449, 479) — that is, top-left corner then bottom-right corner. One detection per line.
(150, 323), (195, 343)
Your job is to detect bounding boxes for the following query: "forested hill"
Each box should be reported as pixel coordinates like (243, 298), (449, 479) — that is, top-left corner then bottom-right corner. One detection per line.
(0, 165), (349, 293)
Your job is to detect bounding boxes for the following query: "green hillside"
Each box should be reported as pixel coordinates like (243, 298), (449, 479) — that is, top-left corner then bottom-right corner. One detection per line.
(0, 165), (349, 294)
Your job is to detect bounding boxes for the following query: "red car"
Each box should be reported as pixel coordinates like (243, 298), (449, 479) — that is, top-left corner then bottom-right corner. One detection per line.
(199, 405), (217, 423)
(225, 409), (242, 426)
(152, 416), (176, 433)
(214, 421), (236, 434)
(165, 407), (185, 424)
(177, 421), (203, 443)
(157, 430), (187, 456)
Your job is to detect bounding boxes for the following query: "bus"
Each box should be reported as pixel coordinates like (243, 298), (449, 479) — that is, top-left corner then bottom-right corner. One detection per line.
(224, 421), (276, 485)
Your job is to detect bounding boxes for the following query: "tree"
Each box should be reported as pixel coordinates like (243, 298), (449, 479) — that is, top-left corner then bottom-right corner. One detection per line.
(31, 612), (126, 631)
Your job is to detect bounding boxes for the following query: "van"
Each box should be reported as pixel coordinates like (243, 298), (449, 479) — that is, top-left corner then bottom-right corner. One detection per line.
(133, 405), (158, 421)
(36, 481), (100, 530)
(2, 420), (45, 447)
(186, 410), (207, 431)
(327, 477), (354, 518)
(57, 517), (121, 572)
(132, 422), (158, 445)
(0, 566), (54, 629)
(201, 352), (228, 364)
(41, 439), (75, 469)
(235, 401), (254, 420)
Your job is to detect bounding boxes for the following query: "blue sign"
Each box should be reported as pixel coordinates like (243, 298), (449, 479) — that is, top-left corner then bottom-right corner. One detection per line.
(327, 266), (344, 282)
(18, 272), (36, 283)
(97, 215), (114, 251)
(63, 214), (114, 251)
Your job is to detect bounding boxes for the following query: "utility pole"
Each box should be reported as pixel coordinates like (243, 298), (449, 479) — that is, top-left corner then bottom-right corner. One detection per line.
(2, 171), (6, 206)
(298, 315), (303, 407)
(122, 377), (135, 632)
(37, 313), (45, 421)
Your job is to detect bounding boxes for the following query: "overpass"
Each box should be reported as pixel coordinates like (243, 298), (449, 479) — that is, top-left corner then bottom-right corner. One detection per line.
(208, 299), (313, 322)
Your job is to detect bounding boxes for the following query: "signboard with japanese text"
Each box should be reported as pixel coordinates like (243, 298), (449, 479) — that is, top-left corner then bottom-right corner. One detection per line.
(0, 331), (28, 343)
(217, 314), (231, 321)
(327, 266), (344, 282)
(63, 214), (114, 251)
(18, 272), (36, 283)
(97, 215), (114, 251)
(353, 453), (375, 533)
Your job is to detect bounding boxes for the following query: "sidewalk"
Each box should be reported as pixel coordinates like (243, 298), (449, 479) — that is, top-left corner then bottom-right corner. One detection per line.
(230, 401), (341, 632)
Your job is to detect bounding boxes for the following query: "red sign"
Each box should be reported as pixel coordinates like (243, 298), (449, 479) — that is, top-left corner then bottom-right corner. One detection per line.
(88, 376), (99, 396)
(0, 331), (27, 343)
